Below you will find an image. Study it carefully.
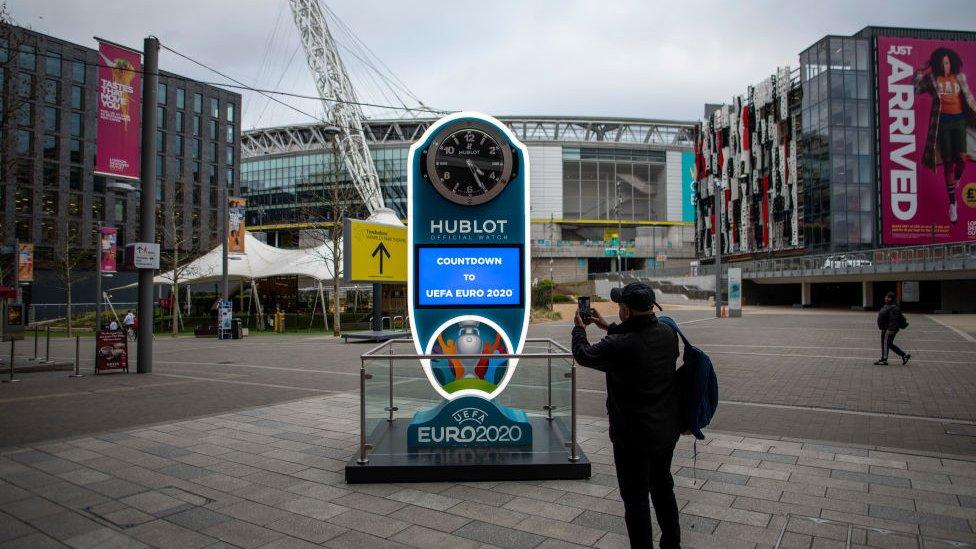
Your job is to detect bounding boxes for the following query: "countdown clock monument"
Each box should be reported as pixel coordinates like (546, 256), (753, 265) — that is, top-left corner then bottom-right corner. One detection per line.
(346, 113), (589, 483)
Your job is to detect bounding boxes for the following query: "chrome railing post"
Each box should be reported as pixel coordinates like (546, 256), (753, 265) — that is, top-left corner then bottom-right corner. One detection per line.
(357, 359), (370, 465)
(545, 340), (553, 421)
(569, 360), (579, 462)
(386, 343), (397, 422)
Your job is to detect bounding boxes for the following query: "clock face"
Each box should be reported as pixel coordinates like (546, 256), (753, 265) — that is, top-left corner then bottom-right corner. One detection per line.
(424, 122), (514, 206)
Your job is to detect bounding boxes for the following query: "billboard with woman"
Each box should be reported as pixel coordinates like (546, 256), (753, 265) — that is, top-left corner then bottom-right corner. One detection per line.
(878, 37), (976, 244)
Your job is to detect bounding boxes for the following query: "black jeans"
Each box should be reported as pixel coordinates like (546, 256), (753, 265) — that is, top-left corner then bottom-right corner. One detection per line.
(612, 440), (681, 549)
(881, 329), (905, 360)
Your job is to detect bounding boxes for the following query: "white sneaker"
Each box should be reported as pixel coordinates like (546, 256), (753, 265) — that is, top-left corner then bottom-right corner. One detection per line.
(950, 203), (958, 223)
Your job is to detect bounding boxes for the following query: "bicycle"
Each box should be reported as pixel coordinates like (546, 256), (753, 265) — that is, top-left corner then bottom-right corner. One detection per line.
(124, 326), (137, 342)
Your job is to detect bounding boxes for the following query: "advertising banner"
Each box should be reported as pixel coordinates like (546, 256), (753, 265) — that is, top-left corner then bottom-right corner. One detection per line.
(681, 151), (696, 222)
(95, 40), (142, 180)
(878, 36), (976, 244)
(100, 227), (118, 273)
(16, 243), (33, 282)
(2, 302), (24, 342)
(727, 267), (742, 317)
(228, 197), (246, 254)
(95, 330), (128, 372)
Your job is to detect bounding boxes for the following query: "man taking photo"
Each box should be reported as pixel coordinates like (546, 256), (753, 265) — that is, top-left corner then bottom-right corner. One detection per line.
(572, 282), (681, 549)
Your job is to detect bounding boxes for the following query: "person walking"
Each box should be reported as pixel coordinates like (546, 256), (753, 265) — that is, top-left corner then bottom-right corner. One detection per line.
(572, 282), (681, 549)
(876, 291), (911, 365)
(123, 310), (137, 340)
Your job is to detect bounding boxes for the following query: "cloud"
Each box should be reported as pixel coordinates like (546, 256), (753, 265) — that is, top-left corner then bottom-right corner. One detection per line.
(10, 0), (976, 129)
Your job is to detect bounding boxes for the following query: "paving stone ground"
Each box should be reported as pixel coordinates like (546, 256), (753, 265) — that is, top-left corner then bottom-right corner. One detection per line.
(2, 392), (976, 549)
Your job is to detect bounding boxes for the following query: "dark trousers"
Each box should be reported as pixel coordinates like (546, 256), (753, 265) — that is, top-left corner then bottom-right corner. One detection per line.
(612, 440), (681, 549)
(881, 329), (905, 360)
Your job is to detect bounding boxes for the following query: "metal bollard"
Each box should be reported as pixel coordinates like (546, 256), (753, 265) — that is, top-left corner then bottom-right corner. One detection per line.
(69, 336), (84, 378)
(32, 326), (38, 360)
(44, 326), (52, 363)
(3, 340), (20, 383)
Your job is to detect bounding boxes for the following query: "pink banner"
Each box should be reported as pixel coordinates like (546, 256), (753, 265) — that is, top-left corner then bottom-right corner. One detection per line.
(100, 227), (118, 273)
(878, 36), (976, 245)
(95, 41), (142, 180)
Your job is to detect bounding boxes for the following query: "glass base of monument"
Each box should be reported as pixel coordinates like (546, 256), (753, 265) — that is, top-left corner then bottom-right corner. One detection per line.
(345, 417), (590, 484)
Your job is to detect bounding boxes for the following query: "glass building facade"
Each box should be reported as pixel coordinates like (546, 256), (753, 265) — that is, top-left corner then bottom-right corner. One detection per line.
(561, 147), (666, 221)
(799, 36), (876, 252)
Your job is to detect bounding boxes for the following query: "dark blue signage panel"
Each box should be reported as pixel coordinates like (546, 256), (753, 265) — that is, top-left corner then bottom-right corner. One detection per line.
(416, 246), (522, 307)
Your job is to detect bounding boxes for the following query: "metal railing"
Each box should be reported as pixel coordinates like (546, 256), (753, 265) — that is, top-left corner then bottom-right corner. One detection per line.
(356, 338), (578, 465)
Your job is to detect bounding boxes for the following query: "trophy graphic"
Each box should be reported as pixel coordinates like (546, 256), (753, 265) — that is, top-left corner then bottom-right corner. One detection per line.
(456, 321), (482, 379)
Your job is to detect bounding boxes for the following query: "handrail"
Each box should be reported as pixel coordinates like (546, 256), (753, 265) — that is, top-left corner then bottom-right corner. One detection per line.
(360, 337), (573, 360)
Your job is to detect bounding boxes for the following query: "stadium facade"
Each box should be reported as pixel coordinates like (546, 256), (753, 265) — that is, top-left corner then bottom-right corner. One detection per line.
(241, 116), (698, 282)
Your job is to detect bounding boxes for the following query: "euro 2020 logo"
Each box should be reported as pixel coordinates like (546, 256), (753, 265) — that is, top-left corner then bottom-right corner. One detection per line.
(421, 315), (516, 401)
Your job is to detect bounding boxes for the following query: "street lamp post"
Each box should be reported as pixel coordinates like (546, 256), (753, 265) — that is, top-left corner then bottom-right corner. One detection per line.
(136, 36), (159, 374)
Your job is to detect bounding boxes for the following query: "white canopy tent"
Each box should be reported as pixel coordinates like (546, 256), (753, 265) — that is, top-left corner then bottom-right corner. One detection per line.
(111, 233), (338, 331)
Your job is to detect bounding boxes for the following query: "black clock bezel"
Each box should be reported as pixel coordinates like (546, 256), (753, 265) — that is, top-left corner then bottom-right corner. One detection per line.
(423, 120), (514, 206)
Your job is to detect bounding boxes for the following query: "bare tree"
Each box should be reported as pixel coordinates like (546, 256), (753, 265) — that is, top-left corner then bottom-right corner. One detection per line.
(49, 219), (86, 336)
(0, 7), (37, 286)
(159, 212), (208, 336)
(298, 141), (369, 336)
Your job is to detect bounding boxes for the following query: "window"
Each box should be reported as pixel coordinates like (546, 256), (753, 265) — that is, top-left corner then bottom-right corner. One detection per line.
(226, 168), (233, 186)
(15, 102), (31, 126)
(209, 164), (217, 185)
(69, 139), (82, 164)
(210, 142), (218, 162)
(16, 73), (33, 98)
(175, 135), (184, 156)
(69, 112), (82, 137)
(156, 106), (165, 129)
(175, 111), (184, 132)
(192, 138), (200, 159)
(176, 88), (185, 109)
(18, 44), (35, 70)
(226, 146), (233, 165)
(158, 82), (167, 105)
(45, 51), (61, 75)
(193, 93), (202, 113)
(192, 161), (201, 182)
(209, 119), (217, 140)
(210, 97), (218, 118)
(71, 60), (85, 83)
(43, 134), (57, 159)
(93, 176), (105, 194)
(43, 190), (58, 216)
(15, 130), (31, 155)
(226, 125), (234, 143)
(115, 201), (126, 223)
(44, 79), (59, 103)
(156, 155), (164, 178)
(177, 157), (184, 176)
(70, 86), (83, 109)
(43, 163), (58, 186)
(226, 103), (235, 123)
(43, 106), (58, 132)
(69, 167), (82, 190)
(156, 130), (165, 153)
(192, 115), (201, 136)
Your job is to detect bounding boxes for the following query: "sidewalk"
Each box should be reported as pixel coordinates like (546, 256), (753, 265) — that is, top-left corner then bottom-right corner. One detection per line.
(2, 392), (975, 549)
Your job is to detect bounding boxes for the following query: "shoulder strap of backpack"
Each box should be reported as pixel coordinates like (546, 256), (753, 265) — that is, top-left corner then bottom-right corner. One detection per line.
(657, 316), (693, 348)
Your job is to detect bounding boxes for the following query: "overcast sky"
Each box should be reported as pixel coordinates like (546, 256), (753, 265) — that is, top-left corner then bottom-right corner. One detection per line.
(10, 1), (976, 129)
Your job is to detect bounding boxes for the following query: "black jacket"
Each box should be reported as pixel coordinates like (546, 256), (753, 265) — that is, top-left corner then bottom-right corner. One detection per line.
(877, 303), (903, 331)
(572, 314), (681, 451)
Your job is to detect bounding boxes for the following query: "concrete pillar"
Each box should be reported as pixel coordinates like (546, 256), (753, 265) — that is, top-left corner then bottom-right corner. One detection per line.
(861, 281), (873, 311)
(801, 282), (812, 308)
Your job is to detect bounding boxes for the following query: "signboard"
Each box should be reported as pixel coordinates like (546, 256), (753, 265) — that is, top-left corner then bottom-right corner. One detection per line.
(902, 281), (920, 302)
(95, 40), (141, 180)
(16, 243), (33, 282)
(219, 300), (232, 332)
(3, 303), (25, 341)
(727, 267), (742, 317)
(415, 246), (522, 307)
(100, 227), (118, 273)
(228, 197), (246, 254)
(681, 150), (696, 222)
(125, 242), (160, 269)
(95, 330), (129, 372)
(408, 397), (531, 449)
(343, 218), (407, 283)
(878, 36), (976, 244)
(408, 112), (531, 405)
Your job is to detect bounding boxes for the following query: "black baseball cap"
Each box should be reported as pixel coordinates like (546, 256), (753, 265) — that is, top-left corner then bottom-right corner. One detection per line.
(610, 282), (659, 312)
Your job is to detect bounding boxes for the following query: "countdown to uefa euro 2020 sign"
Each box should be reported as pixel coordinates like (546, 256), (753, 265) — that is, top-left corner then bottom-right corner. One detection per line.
(407, 112), (532, 448)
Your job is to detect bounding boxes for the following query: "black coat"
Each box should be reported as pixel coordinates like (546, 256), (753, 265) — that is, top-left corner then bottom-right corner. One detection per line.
(572, 314), (681, 451)
(877, 303), (903, 331)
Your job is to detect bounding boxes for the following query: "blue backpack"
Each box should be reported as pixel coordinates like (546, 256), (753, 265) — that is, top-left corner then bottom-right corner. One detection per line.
(658, 316), (718, 440)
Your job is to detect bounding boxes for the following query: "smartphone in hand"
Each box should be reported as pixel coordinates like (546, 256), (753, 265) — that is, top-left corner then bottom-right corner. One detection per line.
(578, 296), (591, 321)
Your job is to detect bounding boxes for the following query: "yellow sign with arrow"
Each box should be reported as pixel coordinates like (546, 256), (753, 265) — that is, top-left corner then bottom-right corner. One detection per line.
(343, 218), (407, 283)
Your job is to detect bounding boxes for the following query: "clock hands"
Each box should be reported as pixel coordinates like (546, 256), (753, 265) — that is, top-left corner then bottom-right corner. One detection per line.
(466, 159), (488, 191)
